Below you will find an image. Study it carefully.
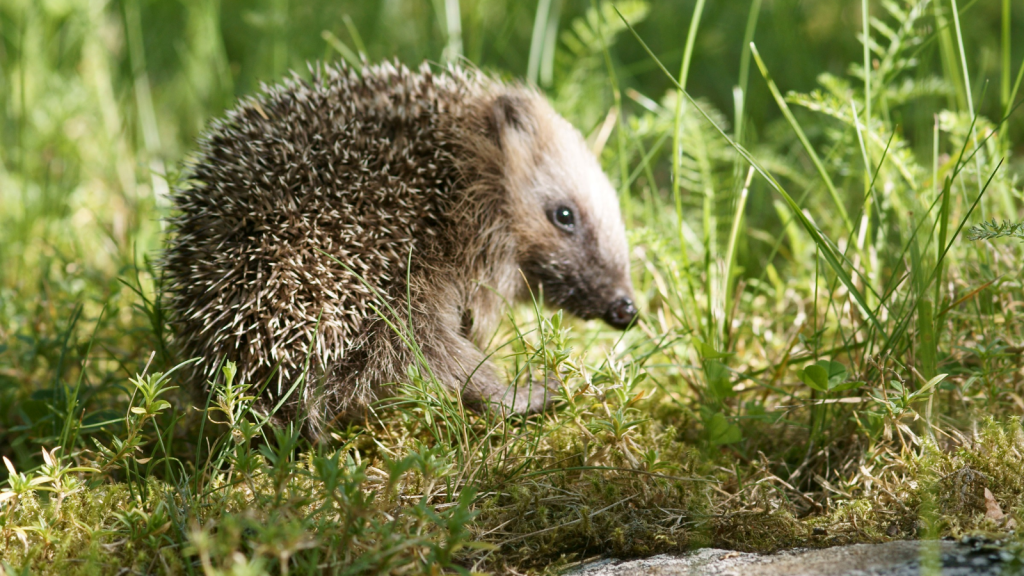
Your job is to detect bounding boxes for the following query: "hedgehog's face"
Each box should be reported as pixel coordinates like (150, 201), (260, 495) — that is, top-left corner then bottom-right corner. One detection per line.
(492, 92), (638, 330)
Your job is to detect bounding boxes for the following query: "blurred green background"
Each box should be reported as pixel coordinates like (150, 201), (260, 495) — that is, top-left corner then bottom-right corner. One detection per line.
(0, 0), (1016, 286)
(0, 0), (1020, 418)
(5, 1), (1019, 155)
(5, 3), (1024, 570)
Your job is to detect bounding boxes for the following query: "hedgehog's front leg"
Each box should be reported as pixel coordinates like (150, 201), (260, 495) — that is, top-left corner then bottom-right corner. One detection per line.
(461, 357), (554, 416)
(420, 329), (553, 416)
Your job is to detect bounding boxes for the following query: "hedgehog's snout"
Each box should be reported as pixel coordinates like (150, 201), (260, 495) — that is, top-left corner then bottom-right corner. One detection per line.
(603, 296), (638, 330)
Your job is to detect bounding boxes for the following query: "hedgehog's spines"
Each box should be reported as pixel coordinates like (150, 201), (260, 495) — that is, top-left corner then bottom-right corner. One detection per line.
(164, 61), (500, 431)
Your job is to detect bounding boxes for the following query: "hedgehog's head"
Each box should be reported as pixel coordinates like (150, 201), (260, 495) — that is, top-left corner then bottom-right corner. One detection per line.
(489, 89), (637, 330)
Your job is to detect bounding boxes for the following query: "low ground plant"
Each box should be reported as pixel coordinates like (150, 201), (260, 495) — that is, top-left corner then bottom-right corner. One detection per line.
(3, 0), (1024, 574)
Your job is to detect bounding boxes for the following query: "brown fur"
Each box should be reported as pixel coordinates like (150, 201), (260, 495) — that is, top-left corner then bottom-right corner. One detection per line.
(163, 61), (635, 435)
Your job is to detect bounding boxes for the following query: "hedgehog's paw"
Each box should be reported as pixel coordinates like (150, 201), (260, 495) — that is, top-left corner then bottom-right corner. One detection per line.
(490, 379), (556, 416)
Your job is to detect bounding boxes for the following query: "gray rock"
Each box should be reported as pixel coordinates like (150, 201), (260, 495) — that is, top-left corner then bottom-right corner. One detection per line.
(567, 541), (1022, 576)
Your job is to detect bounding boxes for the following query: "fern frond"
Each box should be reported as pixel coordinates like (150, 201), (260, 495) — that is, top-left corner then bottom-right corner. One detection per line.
(786, 85), (924, 189)
(553, 0), (650, 129)
(560, 0), (649, 58)
(966, 220), (1024, 242)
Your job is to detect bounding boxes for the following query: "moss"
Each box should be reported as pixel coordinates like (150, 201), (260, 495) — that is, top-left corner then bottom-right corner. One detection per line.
(3, 3), (1024, 574)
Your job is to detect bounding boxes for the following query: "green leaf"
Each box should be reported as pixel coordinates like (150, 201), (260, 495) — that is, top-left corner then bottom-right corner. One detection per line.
(705, 360), (735, 399)
(907, 373), (947, 401)
(693, 337), (730, 359)
(918, 373), (948, 395)
(798, 364), (829, 392)
(801, 360), (857, 393)
(222, 361), (238, 386)
(816, 360), (848, 388)
(856, 411), (885, 438)
(705, 412), (742, 446)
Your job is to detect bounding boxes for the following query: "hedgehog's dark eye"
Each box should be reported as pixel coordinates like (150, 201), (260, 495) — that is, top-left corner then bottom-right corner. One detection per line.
(550, 206), (575, 232)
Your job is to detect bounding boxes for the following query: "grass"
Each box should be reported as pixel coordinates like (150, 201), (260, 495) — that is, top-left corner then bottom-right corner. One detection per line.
(3, 0), (1024, 574)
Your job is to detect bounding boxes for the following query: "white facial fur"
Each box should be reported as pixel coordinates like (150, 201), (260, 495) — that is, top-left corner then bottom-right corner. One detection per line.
(495, 90), (634, 322)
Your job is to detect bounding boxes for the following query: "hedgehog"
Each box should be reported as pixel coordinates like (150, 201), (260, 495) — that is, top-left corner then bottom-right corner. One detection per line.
(163, 60), (637, 433)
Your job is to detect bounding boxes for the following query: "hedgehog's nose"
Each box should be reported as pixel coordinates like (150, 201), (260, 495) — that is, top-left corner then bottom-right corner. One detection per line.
(604, 297), (638, 330)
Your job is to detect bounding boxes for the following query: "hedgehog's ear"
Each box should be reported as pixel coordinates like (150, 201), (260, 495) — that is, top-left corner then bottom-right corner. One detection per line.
(489, 94), (534, 150)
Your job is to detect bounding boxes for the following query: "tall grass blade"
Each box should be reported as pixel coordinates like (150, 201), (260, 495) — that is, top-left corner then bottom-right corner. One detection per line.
(671, 0), (706, 266)
(123, 0), (168, 212)
(590, 0), (632, 224)
(724, 167), (754, 329)
(528, 0), (554, 85)
(617, 10), (886, 338)
(735, 0), (762, 146)
(750, 44), (853, 234)
(862, 0), (871, 124)
(322, 30), (363, 69)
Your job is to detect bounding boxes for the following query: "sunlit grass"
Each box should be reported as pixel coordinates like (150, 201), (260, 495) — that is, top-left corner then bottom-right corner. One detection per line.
(3, 0), (1024, 574)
